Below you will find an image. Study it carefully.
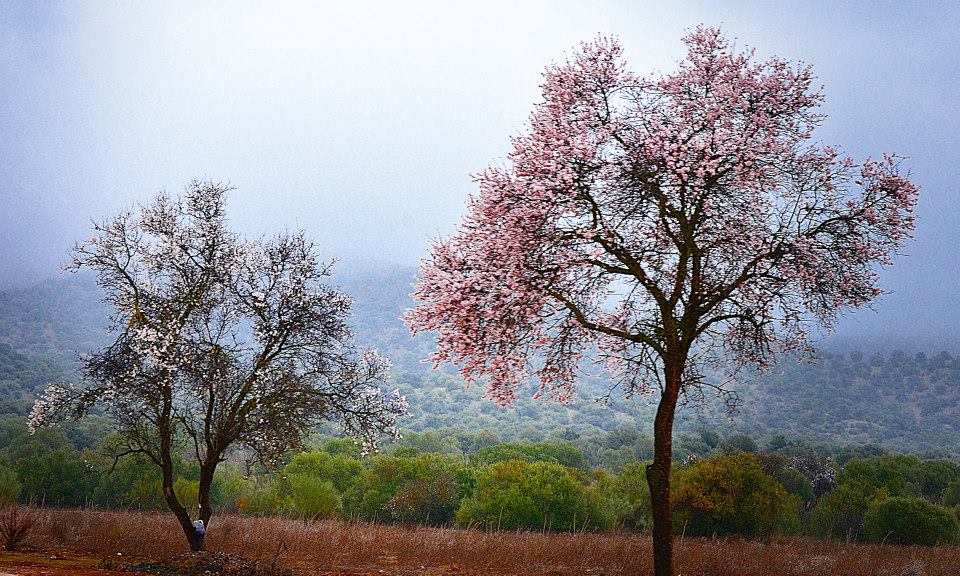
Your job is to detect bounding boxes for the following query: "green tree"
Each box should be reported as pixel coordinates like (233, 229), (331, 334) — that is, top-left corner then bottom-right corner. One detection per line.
(863, 497), (959, 545)
(672, 453), (795, 537)
(613, 461), (653, 530)
(319, 438), (364, 459)
(92, 452), (166, 509)
(354, 453), (471, 525)
(10, 442), (94, 506)
(808, 479), (881, 540)
(722, 433), (759, 454)
(0, 463), (19, 505)
(470, 442), (588, 471)
(283, 451), (363, 494)
(284, 475), (341, 522)
(456, 460), (609, 531)
(942, 480), (960, 508)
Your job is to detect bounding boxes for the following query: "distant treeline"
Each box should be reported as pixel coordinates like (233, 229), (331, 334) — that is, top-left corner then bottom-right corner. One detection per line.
(2, 415), (959, 546)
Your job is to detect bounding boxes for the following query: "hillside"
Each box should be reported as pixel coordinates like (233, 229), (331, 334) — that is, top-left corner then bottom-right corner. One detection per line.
(0, 342), (74, 414)
(0, 273), (110, 363)
(0, 262), (958, 455)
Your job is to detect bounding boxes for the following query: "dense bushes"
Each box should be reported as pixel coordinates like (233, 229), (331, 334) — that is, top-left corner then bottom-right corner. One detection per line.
(611, 462), (652, 530)
(808, 455), (960, 542)
(456, 460), (610, 531)
(838, 455), (960, 501)
(673, 454), (798, 537)
(283, 475), (341, 522)
(808, 479), (877, 539)
(352, 453), (469, 524)
(2, 409), (960, 544)
(470, 442), (589, 471)
(863, 497), (959, 545)
(0, 464), (18, 505)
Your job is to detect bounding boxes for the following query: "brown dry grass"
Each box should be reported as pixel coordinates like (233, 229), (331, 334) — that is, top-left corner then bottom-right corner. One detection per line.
(8, 508), (960, 576)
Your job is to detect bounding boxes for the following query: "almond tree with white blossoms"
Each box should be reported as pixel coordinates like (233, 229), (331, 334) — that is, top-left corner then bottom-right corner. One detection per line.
(30, 181), (407, 551)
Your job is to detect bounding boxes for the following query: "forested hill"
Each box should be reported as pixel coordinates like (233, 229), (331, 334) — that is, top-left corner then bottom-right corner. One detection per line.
(0, 342), (74, 414)
(0, 262), (432, 372)
(0, 262), (959, 455)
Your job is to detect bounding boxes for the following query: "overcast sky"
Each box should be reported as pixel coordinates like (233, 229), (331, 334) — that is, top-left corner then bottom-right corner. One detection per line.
(1, 1), (958, 348)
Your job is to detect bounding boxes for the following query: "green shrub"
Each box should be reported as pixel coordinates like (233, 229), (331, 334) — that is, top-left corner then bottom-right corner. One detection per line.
(173, 477), (199, 511)
(573, 470), (620, 532)
(863, 497), (960, 545)
(672, 453), (796, 537)
(385, 472), (461, 524)
(721, 433), (758, 454)
(210, 466), (268, 513)
(941, 479), (960, 507)
(319, 438), (364, 459)
(612, 461), (652, 530)
(283, 475), (341, 522)
(807, 479), (879, 540)
(455, 459), (610, 531)
(697, 428), (722, 450)
(915, 460), (960, 501)
(245, 476), (283, 515)
(283, 451), (362, 493)
(835, 455), (960, 501)
(13, 446), (95, 506)
(393, 431), (462, 455)
(353, 453), (471, 525)
(470, 442), (588, 471)
(756, 454), (815, 506)
(775, 468), (815, 505)
(212, 468), (252, 512)
(93, 453), (166, 509)
(0, 465), (19, 505)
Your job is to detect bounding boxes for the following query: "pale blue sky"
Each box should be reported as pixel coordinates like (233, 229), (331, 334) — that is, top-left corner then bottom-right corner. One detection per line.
(1, 1), (958, 348)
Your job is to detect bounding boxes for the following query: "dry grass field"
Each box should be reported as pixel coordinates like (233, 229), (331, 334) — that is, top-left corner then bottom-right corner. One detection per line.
(2, 508), (959, 576)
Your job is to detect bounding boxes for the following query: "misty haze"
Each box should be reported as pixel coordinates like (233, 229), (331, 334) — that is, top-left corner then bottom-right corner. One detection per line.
(1, 2), (959, 576)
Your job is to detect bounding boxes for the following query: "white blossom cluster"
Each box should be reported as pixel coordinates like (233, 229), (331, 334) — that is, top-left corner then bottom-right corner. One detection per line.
(788, 455), (837, 497)
(31, 182), (408, 475)
(28, 382), (76, 434)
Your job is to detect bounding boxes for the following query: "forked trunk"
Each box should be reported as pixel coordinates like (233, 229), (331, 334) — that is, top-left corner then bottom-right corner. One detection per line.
(194, 458), (218, 551)
(162, 470), (205, 551)
(160, 445), (206, 551)
(158, 401), (205, 552)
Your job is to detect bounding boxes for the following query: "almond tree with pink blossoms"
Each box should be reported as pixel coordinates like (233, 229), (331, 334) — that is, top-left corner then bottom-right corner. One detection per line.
(406, 28), (917, 576)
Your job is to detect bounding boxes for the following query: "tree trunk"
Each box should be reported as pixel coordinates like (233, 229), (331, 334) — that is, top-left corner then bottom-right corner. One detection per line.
(195, 457), (219, 551)
(199, 462), (215, 525)
(158, 394), (204, 551)
(646, 364), (681, 576)
(188, 530), (205, 552)
(161, 459), (204, 551)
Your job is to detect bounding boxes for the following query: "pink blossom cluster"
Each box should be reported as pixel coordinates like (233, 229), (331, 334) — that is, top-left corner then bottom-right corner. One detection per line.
(406, 27), (918, 403)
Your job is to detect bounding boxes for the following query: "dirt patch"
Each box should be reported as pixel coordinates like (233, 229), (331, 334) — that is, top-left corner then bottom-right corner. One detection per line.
(0, 550), (139, 576)
(0, 551), (295, 576)
(122, 552), (290, 576)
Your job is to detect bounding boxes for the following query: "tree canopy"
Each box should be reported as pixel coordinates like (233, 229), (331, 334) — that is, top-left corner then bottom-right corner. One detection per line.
(29, 181), (407, 550)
